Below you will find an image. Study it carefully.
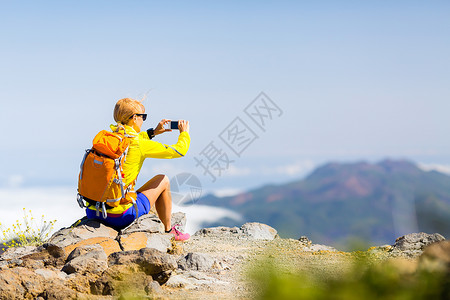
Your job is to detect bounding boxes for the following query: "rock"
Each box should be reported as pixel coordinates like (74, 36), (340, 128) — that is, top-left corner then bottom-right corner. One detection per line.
(16, 244), (67, 269)
(64, 237), (121, 257)
(0, 246), (38, 261)
(48, 219), (119, 248)
(171, 212), (187, 232)
(368, 245), (393, 253)
(120, 213), (164, 235)
(0, 267), (44, 299)
(118, 232), (173, 253)
(305, 244), (337, 252)
(108, 248), (177, 284)
(178, 252), (215, 271)
(194, 223), (278, 240)
(165, 271), (229, 289)
(145, 280), (163, 296)
(35, 268), (67, 280)
(298, 236), (312, 246)
(21, 259), (45, 269)
(418, 240), (450, 273)
(391, 232), (445, 257)
(62, 244), (108, 275)
(241, 222), (278, 240)
(194, 226), (241, 237)
(39, 243), (66, 258)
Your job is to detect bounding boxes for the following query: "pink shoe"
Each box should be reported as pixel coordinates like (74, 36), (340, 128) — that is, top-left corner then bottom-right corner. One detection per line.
(169, 225), (190, 241)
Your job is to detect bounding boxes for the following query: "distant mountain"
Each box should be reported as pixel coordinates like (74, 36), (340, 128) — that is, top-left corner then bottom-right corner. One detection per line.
(198, 159), (450, 247)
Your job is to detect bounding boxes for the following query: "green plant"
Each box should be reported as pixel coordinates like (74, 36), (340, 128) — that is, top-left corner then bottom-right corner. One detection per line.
(0, 208), (56, 250)
(249, 254), (449, 300)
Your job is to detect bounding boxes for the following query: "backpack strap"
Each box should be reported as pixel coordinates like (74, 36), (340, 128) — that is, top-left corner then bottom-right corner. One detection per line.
(77, 193), (86, 208)
(79, 149), (91, 181)
(95, 202), (108, 219)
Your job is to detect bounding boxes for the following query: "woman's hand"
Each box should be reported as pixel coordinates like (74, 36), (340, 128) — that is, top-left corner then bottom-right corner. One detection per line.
(178, 120), (190, 133)
(154, 119), (172, 135)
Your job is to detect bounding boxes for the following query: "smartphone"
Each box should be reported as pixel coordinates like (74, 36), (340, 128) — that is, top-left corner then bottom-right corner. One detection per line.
(169, 121), (179, 130)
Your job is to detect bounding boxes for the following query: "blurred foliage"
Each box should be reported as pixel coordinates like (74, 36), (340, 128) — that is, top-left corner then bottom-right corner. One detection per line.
(249, 254), (449, 300)
(0, 208), (56, 250)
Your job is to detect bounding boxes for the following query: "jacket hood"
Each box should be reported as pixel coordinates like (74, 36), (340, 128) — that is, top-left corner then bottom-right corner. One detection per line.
(110, 124), (139, 138)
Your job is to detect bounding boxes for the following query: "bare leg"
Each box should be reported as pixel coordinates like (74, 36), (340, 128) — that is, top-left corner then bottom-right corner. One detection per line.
(136, 174), (172, 231)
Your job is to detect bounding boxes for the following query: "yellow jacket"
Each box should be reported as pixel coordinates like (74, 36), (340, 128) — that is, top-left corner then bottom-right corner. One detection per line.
(88, 124), (191, 214)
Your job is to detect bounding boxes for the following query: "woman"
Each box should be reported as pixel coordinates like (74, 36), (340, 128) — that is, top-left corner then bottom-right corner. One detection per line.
(85, 98), (191, 241)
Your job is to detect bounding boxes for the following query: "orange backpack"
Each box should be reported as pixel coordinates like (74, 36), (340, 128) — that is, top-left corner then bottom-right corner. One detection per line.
(77, 126), (136, 219)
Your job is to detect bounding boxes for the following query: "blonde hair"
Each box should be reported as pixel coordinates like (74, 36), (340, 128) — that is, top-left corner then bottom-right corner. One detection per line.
(113, 98), (145, 124)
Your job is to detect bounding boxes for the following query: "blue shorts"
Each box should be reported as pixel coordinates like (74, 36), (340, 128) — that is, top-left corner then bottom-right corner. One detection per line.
(85, 192), (151, 229)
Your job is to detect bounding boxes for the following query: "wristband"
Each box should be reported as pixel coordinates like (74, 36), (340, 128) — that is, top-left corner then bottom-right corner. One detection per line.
(147, 128), (155, 140)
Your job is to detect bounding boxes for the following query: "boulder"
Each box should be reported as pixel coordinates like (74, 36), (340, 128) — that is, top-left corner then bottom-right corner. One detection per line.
(194, 223), (278, 240)
(118, 232), (173, 253)
(241, 222), (278, 240)
(0, 246), (38, 261)
(62, 244), (108, 275)
(304, 244), (337, 252)
(48, 218), (118, 249)
(391, 232), (445, 257)
(194, 226), (241, 237)
(108, 248), (177, 284)
(165, 271), (229, 289)
(35, 268), (67, 280)
(178, 252), (215, 271)
(120, 213), (164, 235)
(0, 267), (45, 299)
(5, 243), (67, 269)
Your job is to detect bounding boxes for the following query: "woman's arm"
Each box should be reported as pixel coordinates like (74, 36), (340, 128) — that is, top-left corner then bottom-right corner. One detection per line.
(139, 120), (190, 159)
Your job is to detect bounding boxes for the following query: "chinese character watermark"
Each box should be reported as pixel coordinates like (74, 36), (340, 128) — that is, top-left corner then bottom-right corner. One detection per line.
(219, 117), (258, 157)
(193, 92), (283, 183)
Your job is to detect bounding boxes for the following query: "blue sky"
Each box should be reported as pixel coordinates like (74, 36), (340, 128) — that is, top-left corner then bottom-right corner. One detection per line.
(1, 0), (450, 197)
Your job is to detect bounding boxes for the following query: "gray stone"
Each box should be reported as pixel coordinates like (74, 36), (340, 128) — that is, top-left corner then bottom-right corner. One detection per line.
(392, 232), (445, 251)
(0, 246), (38, 261)
(165, 271), (229, 289)
(194, 226), (241, 237)
(35, 268), (67, 280)
(120, 213), (164, 235)
(62, 244), (108, 275)
(38, 243), (66, 258)
(146, 233), (173, 253)
(241, 222), (278, 240)
(304, 244), (337, 252)
(178, 252), (215, 271)
(171, 212), (187, 232)
(145, 280), (163, 295)
(108, 248), (177, 283)
(48, 219), (119, 248)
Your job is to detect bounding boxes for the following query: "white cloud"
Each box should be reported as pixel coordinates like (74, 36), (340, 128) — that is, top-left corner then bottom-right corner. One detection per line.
(0, 186), (242, 241)
(211, 188), (244, 197)
(0, 187), (84, 240)
(173, 203), (242, 235)
(223, 165), (252, 177)
(418, 163), (450, 176)
(262, 160), (316, 177)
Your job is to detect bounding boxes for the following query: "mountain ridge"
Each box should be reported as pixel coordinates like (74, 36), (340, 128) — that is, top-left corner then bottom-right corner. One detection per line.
(198, 159), (450, 247)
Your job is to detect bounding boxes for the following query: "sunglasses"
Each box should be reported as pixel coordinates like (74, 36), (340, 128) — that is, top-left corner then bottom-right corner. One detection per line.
(130, 113), (147, 121)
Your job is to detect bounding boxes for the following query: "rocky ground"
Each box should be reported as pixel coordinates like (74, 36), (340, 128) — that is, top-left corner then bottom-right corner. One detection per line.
(0, 213), (448, 300)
